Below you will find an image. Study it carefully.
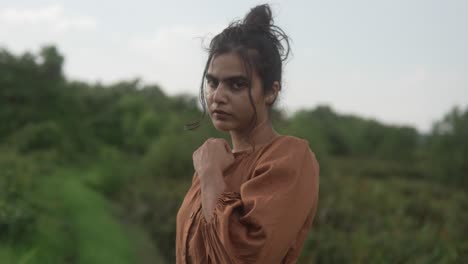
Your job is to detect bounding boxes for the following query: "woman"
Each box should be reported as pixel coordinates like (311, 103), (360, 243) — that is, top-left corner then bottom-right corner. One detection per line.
(176, 4), (320, 264)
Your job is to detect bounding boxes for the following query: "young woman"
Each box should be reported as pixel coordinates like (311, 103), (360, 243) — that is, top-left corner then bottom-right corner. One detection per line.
(176, 4), (320, 263)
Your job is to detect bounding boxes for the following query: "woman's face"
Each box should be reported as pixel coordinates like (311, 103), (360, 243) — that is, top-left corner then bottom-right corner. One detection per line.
(205, 52), (269, 133)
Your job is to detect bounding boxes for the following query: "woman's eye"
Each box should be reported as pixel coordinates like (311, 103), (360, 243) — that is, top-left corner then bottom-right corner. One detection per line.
(231, 81), (246, 90)
(207, 79), (218, 89)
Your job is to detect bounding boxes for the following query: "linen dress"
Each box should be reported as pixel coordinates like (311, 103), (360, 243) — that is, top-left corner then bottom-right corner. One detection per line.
(176, 135), (320, 264)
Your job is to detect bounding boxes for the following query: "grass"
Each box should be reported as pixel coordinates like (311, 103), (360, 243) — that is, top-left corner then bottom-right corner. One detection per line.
(0, 167), (137, 264)
(59, 169), (136, 264)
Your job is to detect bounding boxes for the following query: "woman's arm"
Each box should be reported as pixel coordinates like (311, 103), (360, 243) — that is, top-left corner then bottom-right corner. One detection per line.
(199, 167), (226, 222)
(192, 138), (234, 221)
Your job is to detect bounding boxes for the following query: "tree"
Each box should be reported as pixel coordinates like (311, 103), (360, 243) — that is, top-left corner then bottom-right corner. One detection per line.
(426, 106), (468, 190)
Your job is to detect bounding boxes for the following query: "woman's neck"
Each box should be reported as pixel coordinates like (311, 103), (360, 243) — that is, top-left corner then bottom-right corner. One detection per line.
(229, 120), (280, 153)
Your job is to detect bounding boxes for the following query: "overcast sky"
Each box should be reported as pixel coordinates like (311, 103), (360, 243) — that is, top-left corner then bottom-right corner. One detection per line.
(1, 0), (467, 133)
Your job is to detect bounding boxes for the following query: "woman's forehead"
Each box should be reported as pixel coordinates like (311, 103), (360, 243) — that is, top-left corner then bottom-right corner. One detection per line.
(207, 52), (247, 77)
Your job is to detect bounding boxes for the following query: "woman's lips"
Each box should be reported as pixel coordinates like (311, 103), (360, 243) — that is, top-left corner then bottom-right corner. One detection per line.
(212, 110), (231, 119)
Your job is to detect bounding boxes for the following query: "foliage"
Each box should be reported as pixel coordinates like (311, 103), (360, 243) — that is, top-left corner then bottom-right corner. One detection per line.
(424, 106), (468, 191)
(0, 45), (467, 263)
(299, 159), (468, 263)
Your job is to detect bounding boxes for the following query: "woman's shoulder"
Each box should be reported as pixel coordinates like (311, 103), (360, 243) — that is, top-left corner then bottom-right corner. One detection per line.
(249, 135), (319, 180)
(267, 135), (310, 152)
(258, 135), (314, 162)
(275, 134), (309, 146)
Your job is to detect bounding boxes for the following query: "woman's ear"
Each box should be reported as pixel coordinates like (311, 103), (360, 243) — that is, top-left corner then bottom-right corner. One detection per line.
(265, 81), (280, 105)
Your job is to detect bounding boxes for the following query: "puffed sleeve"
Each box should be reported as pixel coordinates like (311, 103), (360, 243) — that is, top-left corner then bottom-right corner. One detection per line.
(200, 141), (320, 263)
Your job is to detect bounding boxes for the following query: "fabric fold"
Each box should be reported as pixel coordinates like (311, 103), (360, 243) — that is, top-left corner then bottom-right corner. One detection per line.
(176, 136), (320, 264)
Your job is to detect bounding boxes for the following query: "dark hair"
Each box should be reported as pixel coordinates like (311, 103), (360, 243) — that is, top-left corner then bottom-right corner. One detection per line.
(185, 4), (291, 131)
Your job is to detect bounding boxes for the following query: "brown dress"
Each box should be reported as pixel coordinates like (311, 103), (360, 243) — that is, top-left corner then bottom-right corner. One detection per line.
(176, 135), (320, 264)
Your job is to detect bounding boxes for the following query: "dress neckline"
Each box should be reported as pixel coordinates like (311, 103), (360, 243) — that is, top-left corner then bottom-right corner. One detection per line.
(231, 135), (286, 156)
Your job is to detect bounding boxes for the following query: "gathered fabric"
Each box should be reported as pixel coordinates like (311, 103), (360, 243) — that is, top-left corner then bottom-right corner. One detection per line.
(176, 135), (320, 264)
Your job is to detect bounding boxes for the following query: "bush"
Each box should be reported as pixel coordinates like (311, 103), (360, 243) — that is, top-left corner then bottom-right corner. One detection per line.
(8, 121), (70, 155)
(299, 171), (468, 263)
(0, 150), (39, 243)
(84, 146), (136, 199)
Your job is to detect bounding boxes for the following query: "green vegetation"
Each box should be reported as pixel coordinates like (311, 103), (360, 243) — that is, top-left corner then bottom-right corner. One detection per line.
(1, 46), (467, 263)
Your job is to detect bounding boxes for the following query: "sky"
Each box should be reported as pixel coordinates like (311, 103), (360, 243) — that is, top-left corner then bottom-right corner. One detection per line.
(0, 0), (467, 133)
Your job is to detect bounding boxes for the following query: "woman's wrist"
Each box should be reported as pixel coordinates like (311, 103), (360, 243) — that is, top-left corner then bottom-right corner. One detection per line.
(198, 166), (221, 180)
(199, 168), (226, 222)
(200, 168), (225, 193)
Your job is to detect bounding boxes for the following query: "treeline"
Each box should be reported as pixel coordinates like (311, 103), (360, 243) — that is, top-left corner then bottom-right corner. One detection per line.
(1, 46), (467, 263)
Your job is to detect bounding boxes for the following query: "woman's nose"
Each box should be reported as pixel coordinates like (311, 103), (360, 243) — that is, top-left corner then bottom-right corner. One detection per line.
(213, 83), (228, 104)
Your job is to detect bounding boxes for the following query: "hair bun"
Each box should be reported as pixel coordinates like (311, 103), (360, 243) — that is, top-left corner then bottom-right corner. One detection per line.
(243, 4), (273, 31)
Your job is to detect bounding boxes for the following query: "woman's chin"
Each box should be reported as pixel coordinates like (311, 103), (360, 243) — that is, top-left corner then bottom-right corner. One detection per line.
(211, 119), (234, 132)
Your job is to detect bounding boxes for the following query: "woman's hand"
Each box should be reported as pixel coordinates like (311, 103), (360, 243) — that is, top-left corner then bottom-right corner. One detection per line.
(193, 138), (235, 222)
(193, 138), (235, 177)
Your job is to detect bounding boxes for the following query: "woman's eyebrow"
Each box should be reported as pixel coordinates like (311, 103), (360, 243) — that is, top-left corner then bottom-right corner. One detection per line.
(226, 76), (248, 82)
(205, 73), (248, 82)
(205, 74), (217, 81)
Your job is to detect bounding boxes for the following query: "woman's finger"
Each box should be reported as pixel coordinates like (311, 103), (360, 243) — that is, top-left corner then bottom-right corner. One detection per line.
(219, 139), (232, 153)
